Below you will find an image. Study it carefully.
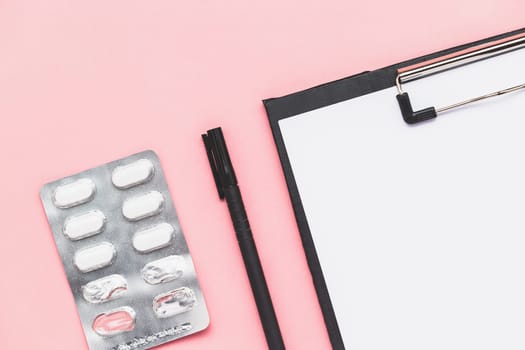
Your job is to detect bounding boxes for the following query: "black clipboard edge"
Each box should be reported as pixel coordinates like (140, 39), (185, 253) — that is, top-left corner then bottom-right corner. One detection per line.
(264, 27), (525, 122)
(263, 27), (525, 350)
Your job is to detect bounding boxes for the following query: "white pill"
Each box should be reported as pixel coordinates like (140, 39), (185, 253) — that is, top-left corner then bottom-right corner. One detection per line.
(82, 274), (128, 304)
(132, 223), (174, 253)
(74, 242), (116, 273)
(111, 159), (154, 189)
(122, 191), (164, 221)
(142, 255), (185, 285)
(53, 178), (96, 208)
(63, 210), (106, 241)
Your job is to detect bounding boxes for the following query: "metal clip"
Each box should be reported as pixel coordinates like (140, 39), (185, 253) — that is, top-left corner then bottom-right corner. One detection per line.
(396, 33), (525, 124)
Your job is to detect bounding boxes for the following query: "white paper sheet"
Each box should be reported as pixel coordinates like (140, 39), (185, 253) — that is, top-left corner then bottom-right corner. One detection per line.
(279, 48), (525, 350)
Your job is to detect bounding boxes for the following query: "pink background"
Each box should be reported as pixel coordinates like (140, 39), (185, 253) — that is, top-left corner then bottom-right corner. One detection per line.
(0, 1), (523, 349)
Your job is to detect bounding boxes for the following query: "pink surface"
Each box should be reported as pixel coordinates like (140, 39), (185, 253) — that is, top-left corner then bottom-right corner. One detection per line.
(0, 1), (523, 349)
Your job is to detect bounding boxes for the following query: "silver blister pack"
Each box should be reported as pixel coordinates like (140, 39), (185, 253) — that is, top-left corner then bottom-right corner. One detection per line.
(40, 150), (209, 350)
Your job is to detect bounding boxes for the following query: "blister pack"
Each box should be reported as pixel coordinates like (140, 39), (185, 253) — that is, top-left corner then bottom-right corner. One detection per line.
(40, 150), (209, 350)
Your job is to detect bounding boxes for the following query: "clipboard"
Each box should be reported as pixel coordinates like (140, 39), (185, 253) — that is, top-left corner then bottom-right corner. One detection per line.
(263, 28), (525, 350)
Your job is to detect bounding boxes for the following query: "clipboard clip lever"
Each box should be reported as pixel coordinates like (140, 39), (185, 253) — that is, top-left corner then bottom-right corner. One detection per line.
(395, 34), (525, 124)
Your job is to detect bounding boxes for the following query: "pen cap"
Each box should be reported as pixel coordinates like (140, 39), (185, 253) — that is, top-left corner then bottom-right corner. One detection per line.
(202, 127), (238, 199)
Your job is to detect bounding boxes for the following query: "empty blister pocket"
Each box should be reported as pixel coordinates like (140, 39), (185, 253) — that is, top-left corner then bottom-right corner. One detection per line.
(142, 255), (185, 285)
(82, 274), (128, 304)
(153, 287), (197, 319)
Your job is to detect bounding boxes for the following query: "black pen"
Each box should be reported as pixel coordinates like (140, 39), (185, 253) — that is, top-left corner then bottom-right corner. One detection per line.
(202, 127), (286, 350)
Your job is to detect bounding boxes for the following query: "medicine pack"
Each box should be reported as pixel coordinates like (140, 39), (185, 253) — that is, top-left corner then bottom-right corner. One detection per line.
(40, 150), (209, 350)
